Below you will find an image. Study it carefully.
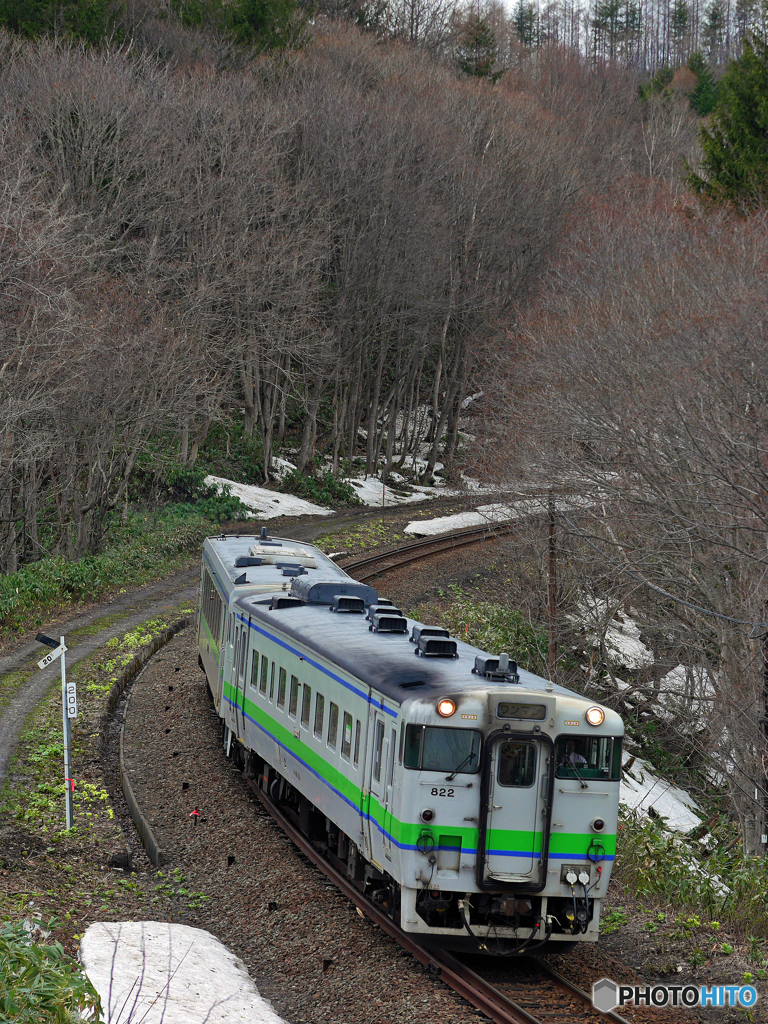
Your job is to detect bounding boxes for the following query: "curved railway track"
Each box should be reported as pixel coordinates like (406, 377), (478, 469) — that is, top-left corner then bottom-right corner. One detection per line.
(245, 777), (630, 1024)
(341, 520), (521, 582)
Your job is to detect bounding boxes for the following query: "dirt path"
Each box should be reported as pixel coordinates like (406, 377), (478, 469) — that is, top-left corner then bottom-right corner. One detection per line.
(0, 567), (199, 788)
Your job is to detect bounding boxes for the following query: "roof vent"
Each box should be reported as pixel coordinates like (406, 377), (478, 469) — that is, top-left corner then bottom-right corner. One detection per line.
(367, 604), (403, 621)
(472, 653), (520, 683)
(290, 577), (378, 606)
(331, 595), (365, 614)
(270, 596), (303, 610)
(415, 637), (458, 658)
(369, 613), (408, 634)
(399, 680), (426, 689)
(277, 563), (306, 577)
(376, 599), (394, 607)
(235, 555), (263, 568)
(234, 572), (248, 585)
(410, 625), (450, 644)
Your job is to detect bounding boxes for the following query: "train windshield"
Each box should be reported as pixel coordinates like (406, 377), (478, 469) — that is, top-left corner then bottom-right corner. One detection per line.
(404, 725), (481, 774)
(555, 735), (622, 780)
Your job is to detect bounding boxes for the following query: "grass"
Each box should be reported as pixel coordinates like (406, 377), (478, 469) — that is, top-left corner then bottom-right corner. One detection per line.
(0, 606), (205, 1016)
(314, 520), (405, 554)
(0, 509), (211, 642)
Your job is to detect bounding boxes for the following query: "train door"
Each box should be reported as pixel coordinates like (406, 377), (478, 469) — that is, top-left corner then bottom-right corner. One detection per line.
(233, 617), (249, 741)
(481, 735), (549, 888)
(221, 610), (235, 726)
(366, 711), (393, 861)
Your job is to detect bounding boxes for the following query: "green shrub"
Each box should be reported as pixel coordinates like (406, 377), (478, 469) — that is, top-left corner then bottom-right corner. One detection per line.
(0, 918), (102, 1023)
(617, 811), (768, 936)
(0, 509), (214, 635)
(281, 470), (363, 509)
(427, 589), (549, 676)
(196, 421), (264, 484)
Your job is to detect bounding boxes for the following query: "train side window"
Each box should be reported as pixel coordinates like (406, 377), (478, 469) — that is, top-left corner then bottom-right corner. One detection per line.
(314, 693), (325, 738)
(388, 729), (397, 786)
(555, 735), (618, 780)
(373, 720), (385, 782)
(269, 662), (275, 701)
(328, 703), (339, 749)
(249, 650), (259, 691)
(259, 656), (269, 696)
(341, 713), (353, 760)
(398, 722), (404, 765)
(353, 720), (361, 767)
(289, 676), (299, 717)
(301, 685), (312, 728)
(277, 668), (287, 709)
(497, 740), (536, 787)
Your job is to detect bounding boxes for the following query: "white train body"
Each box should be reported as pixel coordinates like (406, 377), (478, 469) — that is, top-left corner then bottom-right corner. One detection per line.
(197, 532), (623, 951)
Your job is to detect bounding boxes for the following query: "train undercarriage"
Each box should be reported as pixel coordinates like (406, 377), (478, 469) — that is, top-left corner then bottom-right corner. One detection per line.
(223, 727), (587, 955)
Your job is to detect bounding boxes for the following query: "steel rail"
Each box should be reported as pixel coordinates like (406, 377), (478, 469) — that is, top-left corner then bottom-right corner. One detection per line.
(343, 521), (521, 582)
(245, 778), (630, 1024)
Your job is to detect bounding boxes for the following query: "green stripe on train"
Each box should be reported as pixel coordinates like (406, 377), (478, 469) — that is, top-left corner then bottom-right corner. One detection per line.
(222, 681), (617, 860)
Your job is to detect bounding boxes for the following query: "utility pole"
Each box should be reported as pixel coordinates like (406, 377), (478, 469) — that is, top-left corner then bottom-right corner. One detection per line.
(762, 603), (768, 856)
(548, 492), (558, 681)
(36, 633), (76, 829)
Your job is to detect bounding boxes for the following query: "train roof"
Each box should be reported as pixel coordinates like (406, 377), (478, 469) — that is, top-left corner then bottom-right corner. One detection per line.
(203, 533), (617, 719)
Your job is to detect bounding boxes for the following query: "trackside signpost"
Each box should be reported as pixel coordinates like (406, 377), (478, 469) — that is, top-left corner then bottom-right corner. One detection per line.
(36, 633), (75, 829)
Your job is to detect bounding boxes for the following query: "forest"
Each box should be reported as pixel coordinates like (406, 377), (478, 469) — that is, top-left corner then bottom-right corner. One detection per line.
(1, 0), (767, 848)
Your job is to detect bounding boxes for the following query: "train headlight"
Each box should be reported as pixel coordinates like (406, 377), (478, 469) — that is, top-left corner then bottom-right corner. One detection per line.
(591, 817), (606, 832)
(420, 808), (435, 822)
(437, 698), (456, 717)
(585, 706), (605, 726)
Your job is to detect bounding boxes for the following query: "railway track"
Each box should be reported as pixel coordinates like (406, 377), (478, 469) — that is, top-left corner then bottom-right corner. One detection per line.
(342, 519), (521, 582)
(245, 776), (630, 1024)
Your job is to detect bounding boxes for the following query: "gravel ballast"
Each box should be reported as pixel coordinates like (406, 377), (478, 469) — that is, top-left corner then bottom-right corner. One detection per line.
(121, 628), (479, 1024)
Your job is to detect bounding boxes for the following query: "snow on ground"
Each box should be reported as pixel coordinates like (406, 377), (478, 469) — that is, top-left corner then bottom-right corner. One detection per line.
(205, 475), (333, 519)
(576, 599), (655, 672)
(80, 921), (288, 1024)
(205, 468), (467, 517)
(403, 501), (529, 536)
(654, 663), (717, 724)
(346, 474), (450, 506)
(403, 492), (595, 537)
(620, 752), (703, 832)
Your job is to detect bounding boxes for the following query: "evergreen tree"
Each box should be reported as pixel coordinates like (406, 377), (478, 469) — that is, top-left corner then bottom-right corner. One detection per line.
(512, 0), (538, 47)
(703, 0), (728, 61)
(456, 12), (504, 81)
(688, 50), (719, 114)
(687, 32), (768, 206)
(670, 0), (690, 62)
(0, 0), (119, 43)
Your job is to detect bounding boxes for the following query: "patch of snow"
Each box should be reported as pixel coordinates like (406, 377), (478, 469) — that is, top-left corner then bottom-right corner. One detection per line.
(404, 492), (597, 537)
(404, 502), (525, 537)
(576, 598), (655, 672)
(654, 664), (717, 724)
(80, 921), (288, 1024)
(205, 476), (333, 519)
(621, 752), (703, 832)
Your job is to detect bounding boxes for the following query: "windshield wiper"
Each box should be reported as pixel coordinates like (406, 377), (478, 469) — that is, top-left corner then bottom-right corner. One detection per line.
(567, 761), (589, 789)
(446, 749), (477, 781)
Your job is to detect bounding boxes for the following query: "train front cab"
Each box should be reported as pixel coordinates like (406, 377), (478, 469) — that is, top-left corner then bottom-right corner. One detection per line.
(397, 691), (622, 952)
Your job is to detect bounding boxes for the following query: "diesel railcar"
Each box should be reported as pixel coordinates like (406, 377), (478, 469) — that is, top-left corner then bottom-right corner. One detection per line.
(197, 531), (623, 953)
